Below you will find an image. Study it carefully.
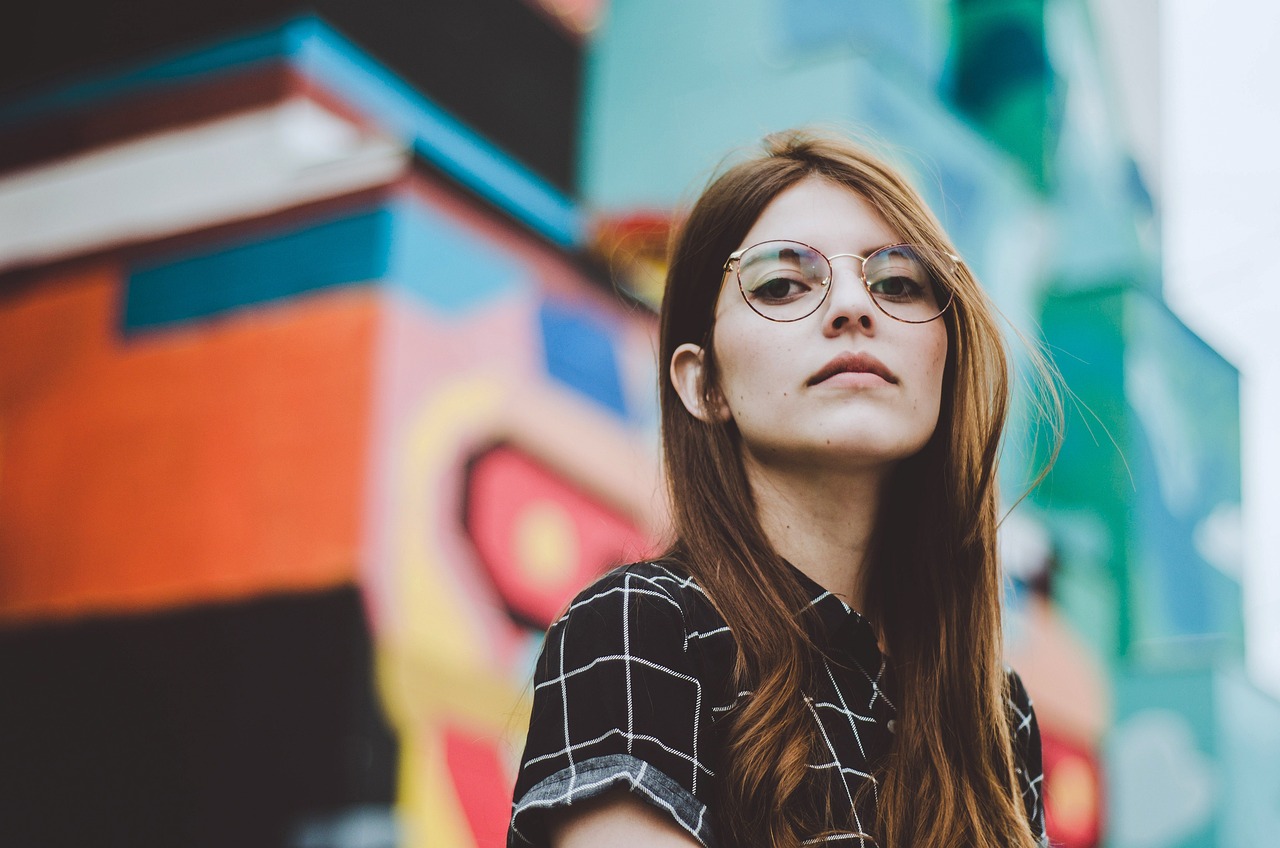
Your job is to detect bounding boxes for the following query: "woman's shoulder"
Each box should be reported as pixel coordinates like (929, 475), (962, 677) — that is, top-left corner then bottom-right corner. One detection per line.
(590, 559), (708, 596)
(545, 560), (732, 666)
(557, 560), (720, 626)
(513, 560), (728, 847)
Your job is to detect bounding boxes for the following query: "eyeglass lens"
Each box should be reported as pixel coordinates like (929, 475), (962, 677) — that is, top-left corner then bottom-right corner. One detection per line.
(737, 241), (950, 323)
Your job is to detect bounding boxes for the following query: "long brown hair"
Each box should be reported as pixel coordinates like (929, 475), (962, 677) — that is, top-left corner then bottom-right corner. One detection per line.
(658, 129), (1041, 847)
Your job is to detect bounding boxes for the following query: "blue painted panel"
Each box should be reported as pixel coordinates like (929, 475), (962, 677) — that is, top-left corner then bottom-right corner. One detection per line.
(1109, 668), (1218, 848)
(1124, 294), (1243, 661)
(386, 198), (522, 314)
(123, 207), (391, 331)
(1217, 669), (1280, 847)
(580, 0), (858, 210)
(538, 301), (628, 418)
(780, 0), (943, 82)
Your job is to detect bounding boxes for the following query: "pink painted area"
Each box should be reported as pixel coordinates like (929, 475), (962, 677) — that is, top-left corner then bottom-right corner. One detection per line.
(1042, 729), (1104, 848)
(359, 283), (665, 667)
(346, 174), (670, 839)
(360, 177), (664, 662)
(445, 725), (515, 848)
(1006, 595), (1111, 748)
(358, 291), (542, 659)
(523, 0), (608, 37)
(465, 445), (651, 628)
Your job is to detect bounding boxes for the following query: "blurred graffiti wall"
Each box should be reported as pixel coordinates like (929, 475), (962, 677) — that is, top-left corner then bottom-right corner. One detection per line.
(0, 3), (653, 846)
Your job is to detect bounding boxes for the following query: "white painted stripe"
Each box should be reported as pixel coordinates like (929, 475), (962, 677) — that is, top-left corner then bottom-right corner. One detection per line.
(0, 97), (408, 272)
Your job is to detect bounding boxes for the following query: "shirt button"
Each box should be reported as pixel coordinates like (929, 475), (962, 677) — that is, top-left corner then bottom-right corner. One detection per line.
(887, 719), (896, 734)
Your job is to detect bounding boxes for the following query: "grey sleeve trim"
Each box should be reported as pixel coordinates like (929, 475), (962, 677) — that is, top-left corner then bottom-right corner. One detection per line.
(508, 753), (715, 848)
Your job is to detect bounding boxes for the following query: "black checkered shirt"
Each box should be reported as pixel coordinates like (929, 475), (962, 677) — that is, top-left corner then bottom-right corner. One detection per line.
(509, 561), (1048, 847)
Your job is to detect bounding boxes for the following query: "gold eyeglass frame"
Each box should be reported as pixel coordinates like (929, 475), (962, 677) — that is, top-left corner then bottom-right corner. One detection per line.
(723, 239), (959, 324)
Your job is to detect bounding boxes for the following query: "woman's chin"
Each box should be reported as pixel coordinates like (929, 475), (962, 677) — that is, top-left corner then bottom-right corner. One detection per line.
(744, 438), (929, 475)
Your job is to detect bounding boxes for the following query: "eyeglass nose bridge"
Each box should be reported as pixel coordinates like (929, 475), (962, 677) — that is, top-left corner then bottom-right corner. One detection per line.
(822, 251), (874, 290)
(823, 252), (866, 264)
(815, 252), (882, 319)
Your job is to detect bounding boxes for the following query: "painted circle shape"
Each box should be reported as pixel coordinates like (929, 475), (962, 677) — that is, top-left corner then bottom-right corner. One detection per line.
(514, 499), (579, 583)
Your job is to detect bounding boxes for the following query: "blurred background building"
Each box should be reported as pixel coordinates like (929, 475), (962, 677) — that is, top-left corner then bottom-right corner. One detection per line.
(0, 1), (1276, 846)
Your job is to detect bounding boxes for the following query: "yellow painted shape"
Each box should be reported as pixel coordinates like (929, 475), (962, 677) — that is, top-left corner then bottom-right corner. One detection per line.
(514, 499), (578, 584)
(380, 639), (531, 734)
(383, 376), (533, 846)
(395, 377), (505, 661)
(1047, 753), (1098, 832)
(398, 723), (476, 848)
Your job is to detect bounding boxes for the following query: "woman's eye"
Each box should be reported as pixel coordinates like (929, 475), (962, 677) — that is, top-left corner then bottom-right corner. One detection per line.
(748, 276), (809, 302)
(869, 275), (926, 300)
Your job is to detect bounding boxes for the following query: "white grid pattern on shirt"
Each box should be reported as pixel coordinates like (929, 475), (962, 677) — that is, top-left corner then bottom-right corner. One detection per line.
(529, 571), (710, 790)
(510, 562), (1048, 848)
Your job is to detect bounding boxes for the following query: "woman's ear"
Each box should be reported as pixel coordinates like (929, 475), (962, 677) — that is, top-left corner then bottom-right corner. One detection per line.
(670, 343), (730, 424)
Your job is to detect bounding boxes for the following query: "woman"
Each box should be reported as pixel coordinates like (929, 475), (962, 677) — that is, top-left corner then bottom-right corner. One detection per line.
(508, 130), (1051, 848)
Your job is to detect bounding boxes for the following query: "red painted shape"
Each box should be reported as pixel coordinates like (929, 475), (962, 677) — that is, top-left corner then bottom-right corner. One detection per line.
(464, 445), (649, 628)
(445, 726), (514, 848)
(1041, 729), (1104, 848)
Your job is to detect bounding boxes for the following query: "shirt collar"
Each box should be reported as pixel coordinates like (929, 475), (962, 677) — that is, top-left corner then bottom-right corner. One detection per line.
(785, 561), (885, 671)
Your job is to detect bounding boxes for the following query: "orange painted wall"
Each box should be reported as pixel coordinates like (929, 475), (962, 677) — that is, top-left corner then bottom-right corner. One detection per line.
(0, 261), (377, 623)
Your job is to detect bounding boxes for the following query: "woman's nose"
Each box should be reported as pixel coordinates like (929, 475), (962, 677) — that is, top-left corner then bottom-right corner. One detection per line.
(822, 260), (877, 335)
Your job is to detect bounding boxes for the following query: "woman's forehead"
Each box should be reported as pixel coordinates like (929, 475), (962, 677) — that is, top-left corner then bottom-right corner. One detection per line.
(736, 177), (900, 256)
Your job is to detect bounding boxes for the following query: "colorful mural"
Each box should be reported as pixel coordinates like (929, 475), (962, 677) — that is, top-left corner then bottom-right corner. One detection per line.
(356, 177), (665, 847)
(0, 14), (644, 847)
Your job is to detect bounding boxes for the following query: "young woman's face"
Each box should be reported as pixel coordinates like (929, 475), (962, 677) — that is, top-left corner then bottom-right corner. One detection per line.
(671, 176), (950, 473)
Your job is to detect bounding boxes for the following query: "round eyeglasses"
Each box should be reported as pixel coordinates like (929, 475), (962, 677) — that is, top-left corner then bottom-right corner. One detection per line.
(723, 240), (957, 324)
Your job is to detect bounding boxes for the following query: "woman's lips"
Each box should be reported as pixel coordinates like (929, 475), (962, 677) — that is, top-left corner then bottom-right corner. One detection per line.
(807, 351), (898, 386)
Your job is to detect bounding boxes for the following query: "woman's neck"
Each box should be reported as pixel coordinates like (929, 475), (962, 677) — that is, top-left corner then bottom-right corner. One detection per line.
(742, 453), (887, 613)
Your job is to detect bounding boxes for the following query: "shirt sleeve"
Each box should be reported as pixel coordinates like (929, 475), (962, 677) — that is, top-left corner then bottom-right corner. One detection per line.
(1005, 668), (1049, 847)
(508, 566), (718, 847)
